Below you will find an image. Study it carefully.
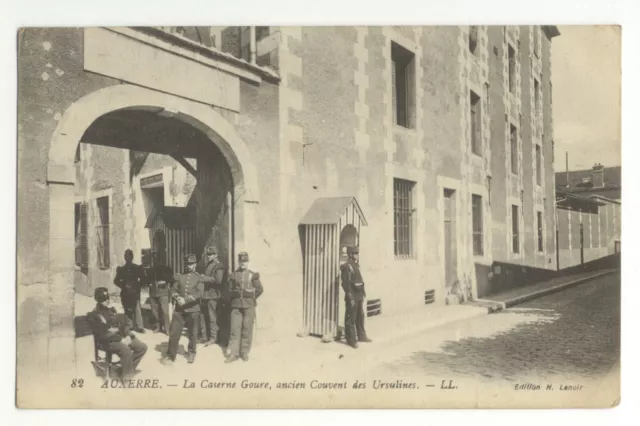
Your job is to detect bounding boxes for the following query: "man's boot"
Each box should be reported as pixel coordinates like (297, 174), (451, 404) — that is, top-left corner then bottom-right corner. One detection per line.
(225, 355), (239, 363)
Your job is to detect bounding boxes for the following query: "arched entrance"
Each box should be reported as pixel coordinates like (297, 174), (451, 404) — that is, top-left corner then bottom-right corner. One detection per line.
(46, 84), (260, 370)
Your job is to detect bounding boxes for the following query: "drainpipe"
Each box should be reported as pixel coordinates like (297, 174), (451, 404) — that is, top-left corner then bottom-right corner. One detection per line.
(249, 26), (257, 64)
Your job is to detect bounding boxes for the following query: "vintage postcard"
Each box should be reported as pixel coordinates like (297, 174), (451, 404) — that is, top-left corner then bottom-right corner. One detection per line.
(16, 25), (621, 409)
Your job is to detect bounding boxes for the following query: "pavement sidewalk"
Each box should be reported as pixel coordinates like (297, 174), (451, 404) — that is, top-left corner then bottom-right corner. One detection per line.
(73, 267), (616, 381)
(477, 268), (618, 310)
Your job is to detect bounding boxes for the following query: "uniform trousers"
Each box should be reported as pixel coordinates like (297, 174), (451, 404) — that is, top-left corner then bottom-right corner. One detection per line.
(106, 337), (147, 378)
(199, 299), (219, 341)
(167, 310), (200, 359)
(228, 306), (255, 357)
(122, 298), (144, 330)
(149, 295), (170, 332)
(344, 298), (368, 346)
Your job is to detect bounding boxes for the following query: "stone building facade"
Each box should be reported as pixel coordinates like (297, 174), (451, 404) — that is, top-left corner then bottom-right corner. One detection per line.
(17, 26), (560, 394)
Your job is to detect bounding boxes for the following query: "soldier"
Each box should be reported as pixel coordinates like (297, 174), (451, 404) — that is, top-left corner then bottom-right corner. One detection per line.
(147, 252), (174, 335)
(341, 246), (372, 349)
(87, 287), (148, 378)
(225, 251), (263, 363)
(162, 254), (205, 364)
(114, 249), (147, 333)
(198, 246), (225, 346)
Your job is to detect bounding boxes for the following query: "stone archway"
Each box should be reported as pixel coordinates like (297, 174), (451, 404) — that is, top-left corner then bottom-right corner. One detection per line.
(46, 84), (260, 372)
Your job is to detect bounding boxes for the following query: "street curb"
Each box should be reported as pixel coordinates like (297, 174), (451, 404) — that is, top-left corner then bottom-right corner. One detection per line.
(485, 269), (618, 311)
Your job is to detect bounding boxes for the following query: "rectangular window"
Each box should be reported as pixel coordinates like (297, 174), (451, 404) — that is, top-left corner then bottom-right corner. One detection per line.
(391, 42), (416, 129)
(96, 196), (110, 269)
(469, 26), (479, 55)
(472, 194), (484, 255)
(510, 124), (518, 174)
(75, 202), (88, 268)
(393, 178), (416, 257)
(534, 78), (540, 114)
(470, 90), (482, 156)
(508, 44), (516, 93)
(536, 144), (542, 185)
(537, 211), (544, 252)
(512, 205), (520, 253)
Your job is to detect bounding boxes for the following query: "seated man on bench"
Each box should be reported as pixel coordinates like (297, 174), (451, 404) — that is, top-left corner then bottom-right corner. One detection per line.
(87, 287), (148, 379)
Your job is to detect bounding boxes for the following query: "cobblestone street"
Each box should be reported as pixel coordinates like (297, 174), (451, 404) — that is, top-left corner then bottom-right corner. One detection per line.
(358, 272), (620, 384)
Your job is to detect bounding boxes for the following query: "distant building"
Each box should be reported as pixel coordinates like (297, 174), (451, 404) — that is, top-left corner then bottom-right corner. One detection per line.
(555, 163), (621, 200)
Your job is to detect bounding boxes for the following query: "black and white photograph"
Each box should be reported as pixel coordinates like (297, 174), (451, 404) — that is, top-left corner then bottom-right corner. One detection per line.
(15, 21), (622, 409)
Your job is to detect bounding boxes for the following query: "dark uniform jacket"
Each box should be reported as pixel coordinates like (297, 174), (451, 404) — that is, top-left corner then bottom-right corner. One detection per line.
(147, 264), (175, 298)
(199, 259), (225, 299)
(87, 303), (131, 343)
(228, 269), (263, 309)
(114, 263), (146, 302)
(341, 259), (366, 301)
(171, 272), (205, 313)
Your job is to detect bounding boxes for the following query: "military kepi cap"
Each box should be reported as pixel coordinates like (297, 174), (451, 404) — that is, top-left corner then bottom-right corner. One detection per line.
(184, 253), (197, 264)
(206, 246), (217, 256)
(347, 246), (359, 255)
(238, 251), (249, 262)
(94, 287), (109, 303)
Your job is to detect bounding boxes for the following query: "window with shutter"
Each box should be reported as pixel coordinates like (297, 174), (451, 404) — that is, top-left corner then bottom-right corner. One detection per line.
(391, 42), (415, 129)
(96, 196), (110, 269)
(391, 62), (397, 125)
(75, 202), (89, 268)
(469, 26), (479, 55)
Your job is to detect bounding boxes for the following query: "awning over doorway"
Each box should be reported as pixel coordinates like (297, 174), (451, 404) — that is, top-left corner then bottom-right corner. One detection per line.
(300, 196), (368, 226)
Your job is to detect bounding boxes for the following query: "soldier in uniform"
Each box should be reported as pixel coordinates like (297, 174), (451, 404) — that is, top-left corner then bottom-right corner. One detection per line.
(225, 251), (263, 363)
(87, 287), (148, 378)
(163, 254), (205, 364)
(114, 249), (147, 333)
(341, 246), (372, 349)
(198, 246), (225, 346)
(147, 252), (175, 335)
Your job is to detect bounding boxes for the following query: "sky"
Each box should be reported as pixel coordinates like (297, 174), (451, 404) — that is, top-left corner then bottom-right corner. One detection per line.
(552, 25), (621, 172)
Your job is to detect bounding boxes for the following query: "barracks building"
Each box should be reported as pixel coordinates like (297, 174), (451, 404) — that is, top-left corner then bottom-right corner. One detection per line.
(18, 25), (561, 387)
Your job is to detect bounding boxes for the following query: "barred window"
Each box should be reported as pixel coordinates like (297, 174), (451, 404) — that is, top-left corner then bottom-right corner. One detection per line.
(512, 204), (520, 254)
(472, 195), (484, 255)
(75, 202), (88, 268)
(96, 196), (110, 269)
(393, 178), (416, 258)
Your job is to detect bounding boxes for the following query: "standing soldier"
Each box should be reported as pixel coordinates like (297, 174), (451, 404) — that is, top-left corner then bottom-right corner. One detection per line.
(225, 251), (263, 363)
(198, 246), (225, 346)
(162, 254), (205, 364)
(114, 249), (147, 333)
(341, 246), (372, 349)
(147, 252), (174, 335)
